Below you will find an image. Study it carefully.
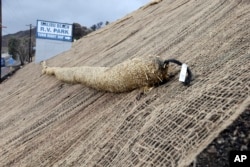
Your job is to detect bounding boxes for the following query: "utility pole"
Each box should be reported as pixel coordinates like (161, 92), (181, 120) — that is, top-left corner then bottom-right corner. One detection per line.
(0, 0), (6, 83)
(0, 0), (2, 82)
(26, 24), (32, 63)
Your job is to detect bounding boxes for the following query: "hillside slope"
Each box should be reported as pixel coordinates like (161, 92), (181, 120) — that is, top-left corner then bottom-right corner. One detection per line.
(0, 0), (249, 166)
(2, 28), (36, 52)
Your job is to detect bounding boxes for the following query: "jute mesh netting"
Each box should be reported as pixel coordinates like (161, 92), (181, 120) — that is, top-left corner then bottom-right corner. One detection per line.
(86, 55), (250, 167)
(0, 0), (249, 166)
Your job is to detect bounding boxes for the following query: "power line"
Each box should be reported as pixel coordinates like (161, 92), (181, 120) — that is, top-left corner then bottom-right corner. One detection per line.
(2, 28), (10, 35)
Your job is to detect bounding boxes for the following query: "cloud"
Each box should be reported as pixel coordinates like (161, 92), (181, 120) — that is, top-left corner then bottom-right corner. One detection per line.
(2, 0), (149, 35)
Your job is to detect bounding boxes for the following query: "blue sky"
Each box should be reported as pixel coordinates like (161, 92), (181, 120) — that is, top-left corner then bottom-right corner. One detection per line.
(2, 0), (150, 35)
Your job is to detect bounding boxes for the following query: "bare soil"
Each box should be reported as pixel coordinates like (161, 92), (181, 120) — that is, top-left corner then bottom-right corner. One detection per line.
(189, 106), (250, 167)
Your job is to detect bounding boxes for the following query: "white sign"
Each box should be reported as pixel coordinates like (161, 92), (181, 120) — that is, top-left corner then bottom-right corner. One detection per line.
(179, 63), (188, 82)
(36, 20), (73, 42)
(35, 20), (73, 63)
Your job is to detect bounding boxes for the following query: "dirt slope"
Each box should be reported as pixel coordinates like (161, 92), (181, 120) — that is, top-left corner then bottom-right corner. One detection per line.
(0, 0), (249, 166)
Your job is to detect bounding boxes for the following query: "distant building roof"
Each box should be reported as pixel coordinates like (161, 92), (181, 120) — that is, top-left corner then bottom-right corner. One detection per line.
(2, 53), (11, 58)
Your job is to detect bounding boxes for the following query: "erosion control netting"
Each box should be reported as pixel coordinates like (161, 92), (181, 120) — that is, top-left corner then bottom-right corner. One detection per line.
(91, 55), (249, 167)
(0, 0), (249, 167)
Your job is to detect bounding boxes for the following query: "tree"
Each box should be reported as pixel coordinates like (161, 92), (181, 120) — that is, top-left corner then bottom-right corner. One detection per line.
(90, 21), (109, 31)
(96, 22), (103, 29)
(18, 39), (29, 65)
(8, 38), (20, 60)
(73, 23), (93, 40)
(8, 37), (29, 65)
(73, 23), (83, 40)
(90, 24), (97, 31)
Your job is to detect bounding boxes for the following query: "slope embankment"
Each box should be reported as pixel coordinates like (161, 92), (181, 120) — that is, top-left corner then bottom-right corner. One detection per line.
(0, 0), (249, 166)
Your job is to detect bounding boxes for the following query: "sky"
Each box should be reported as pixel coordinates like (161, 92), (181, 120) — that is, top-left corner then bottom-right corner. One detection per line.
(2, 0), (150, 35)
